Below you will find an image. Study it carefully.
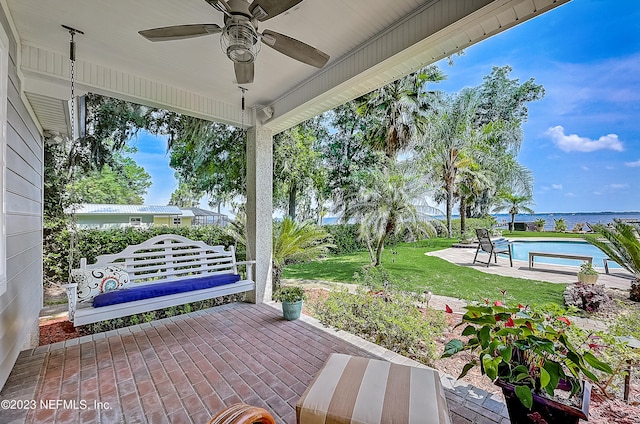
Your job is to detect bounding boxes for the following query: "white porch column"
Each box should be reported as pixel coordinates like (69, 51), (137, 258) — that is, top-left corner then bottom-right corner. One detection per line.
(246, 123), (273, 303)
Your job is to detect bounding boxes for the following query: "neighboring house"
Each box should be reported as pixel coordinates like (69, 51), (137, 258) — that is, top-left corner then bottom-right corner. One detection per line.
(71, 204), (192, 229)
(181, 207), (230, 227)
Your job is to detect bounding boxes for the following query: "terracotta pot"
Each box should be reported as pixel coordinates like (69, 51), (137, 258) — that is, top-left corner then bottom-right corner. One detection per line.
(577, 272), (599, 284)
(495, 379), (591, 424)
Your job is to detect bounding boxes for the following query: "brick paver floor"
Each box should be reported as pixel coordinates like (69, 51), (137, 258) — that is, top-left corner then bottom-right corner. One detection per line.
(0, 303), (509, 424)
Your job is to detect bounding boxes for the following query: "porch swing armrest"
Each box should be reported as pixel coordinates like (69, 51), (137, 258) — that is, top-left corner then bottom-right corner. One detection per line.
(62, 283), (78, 322)
(236, 260), (256, 282)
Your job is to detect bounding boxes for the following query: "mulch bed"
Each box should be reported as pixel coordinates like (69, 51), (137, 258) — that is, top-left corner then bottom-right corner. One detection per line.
(39, 316), (80, 345)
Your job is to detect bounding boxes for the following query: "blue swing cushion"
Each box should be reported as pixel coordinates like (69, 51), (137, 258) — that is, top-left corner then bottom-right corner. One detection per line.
(92, 273), (241, 308)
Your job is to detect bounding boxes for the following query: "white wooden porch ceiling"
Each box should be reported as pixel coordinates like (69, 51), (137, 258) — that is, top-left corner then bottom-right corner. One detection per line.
(4, 0), (569, 135)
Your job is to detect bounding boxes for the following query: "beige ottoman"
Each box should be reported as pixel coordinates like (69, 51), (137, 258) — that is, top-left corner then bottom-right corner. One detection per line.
(297, 353), (451, 424)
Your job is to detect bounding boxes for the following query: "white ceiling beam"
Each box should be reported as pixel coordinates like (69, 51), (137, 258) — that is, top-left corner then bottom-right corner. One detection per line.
(19, 43), (253, 128)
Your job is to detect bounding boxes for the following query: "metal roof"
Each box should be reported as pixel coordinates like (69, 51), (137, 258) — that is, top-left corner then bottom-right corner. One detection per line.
(72, 204), (183, 215)
(181, 207), (228, 217)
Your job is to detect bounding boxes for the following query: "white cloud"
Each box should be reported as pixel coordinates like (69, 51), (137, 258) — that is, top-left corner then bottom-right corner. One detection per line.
(605, 166), (615, 170)
(546, 126), (624, 152)
(625, 159), (640, 167)
(607, 183), (629, 189)
(541, 54), (640, 122)
(565, 192), (576, 197)
(551, 184), (563, 190)
(580, 165), (590, 171)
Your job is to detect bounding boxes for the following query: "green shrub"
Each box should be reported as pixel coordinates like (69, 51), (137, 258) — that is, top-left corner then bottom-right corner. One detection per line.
(609, 307), (640, 340)
(450, 217), (496, 238)
(353, 265), (398, 291)
(324, 224), (365, 254)
(309, 288), (446, 365)
(324, 223), (436, 255)
(44, 222), (242, 286)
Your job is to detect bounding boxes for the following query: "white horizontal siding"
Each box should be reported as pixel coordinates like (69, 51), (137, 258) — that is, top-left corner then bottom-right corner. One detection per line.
(0, 7), (43, 389)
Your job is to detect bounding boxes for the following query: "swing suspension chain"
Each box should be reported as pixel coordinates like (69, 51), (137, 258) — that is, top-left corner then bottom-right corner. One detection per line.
(64, 26), (83, 284)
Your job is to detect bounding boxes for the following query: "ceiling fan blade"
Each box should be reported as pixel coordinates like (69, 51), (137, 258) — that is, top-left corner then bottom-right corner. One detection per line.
(249, 0), (304, 22)
(139, 24), (221, 42)
(234, 62), (254, 84)
(261, 30), (329, 68)
(204, 0), (232, 17)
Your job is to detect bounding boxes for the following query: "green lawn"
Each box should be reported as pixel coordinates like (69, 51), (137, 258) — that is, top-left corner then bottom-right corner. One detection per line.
(283, 239), (567, 306)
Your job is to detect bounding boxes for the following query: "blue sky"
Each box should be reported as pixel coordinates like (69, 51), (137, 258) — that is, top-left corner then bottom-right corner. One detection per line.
(432, 0), (640, 213)
(130, 0), (639, 214)
(127, 132), (176, 206)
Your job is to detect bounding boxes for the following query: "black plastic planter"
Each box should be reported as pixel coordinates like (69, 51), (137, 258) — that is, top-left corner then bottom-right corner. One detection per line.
(495, 379), (591, 424)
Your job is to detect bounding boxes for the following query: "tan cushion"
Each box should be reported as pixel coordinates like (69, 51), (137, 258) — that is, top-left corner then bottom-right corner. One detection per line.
(297, 353), (451, 424)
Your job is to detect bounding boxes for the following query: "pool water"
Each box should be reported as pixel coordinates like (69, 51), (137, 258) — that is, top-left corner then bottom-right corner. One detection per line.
(508, 240), (619, 269)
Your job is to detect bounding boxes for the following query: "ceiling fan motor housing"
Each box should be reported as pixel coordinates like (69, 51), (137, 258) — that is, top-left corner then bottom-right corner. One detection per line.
(220, 13), (260, 63)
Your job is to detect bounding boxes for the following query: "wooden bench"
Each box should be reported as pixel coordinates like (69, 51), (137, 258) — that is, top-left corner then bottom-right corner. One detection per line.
(63, 234), (255, 327)
(528, 251), (592, 269)
(603, 257), (614, 274)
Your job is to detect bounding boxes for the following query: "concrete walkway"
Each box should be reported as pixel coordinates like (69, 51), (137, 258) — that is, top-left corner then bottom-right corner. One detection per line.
(426, 246), (635, 291)
(425, 246), (636, 331)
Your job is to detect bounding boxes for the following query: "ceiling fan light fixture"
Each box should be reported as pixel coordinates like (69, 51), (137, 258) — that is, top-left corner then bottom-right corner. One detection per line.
(220, 21), (261, 63)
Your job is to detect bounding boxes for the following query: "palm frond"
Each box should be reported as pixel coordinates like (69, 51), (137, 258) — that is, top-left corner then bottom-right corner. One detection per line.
(587, 222), (640, 277)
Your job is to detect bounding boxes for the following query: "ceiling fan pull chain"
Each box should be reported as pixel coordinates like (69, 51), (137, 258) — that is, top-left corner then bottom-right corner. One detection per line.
(239, 86), (248, 128)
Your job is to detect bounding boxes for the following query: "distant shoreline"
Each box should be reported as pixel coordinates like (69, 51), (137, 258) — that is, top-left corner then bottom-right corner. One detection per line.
(321, 211), (640, 228)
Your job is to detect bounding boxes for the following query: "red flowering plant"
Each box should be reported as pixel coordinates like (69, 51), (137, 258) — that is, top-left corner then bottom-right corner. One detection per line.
(442, 299), (613, 409)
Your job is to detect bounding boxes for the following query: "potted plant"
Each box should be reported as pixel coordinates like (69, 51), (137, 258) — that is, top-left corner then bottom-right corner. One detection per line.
(442, 301), (613, 424)
(273, 286), (306, 320)
(577, 262), (599, 284)
(554, 218), (567, 232)
(534, 218), (545, 232)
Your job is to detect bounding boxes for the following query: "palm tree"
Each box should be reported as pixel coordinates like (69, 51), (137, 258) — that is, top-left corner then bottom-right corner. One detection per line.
(272, 217), (334, 292)
(492, 192), (534, 233)
(588, 222), (640, 301)
(357, 66), (445, 160)
(470, 151), (534, 218)
(343, 164), (437, 266)
(420, 89), (482, 237)
(455, 163), (494, 234)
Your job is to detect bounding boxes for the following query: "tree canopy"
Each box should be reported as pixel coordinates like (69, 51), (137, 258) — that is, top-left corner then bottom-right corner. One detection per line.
(44, 63), (545, 248)
(72, 152), (151, 204)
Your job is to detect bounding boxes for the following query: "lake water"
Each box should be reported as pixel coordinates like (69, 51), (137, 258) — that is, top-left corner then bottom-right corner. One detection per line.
(492, 212), (640, 232)
(323, 211), (640, 230)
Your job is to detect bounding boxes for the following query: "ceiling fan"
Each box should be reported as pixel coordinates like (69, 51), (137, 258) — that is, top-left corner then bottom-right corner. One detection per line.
(139, 0), (330, 84)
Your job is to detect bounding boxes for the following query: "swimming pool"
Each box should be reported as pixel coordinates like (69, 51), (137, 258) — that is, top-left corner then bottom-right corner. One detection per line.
(508, 240), (618, 269)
